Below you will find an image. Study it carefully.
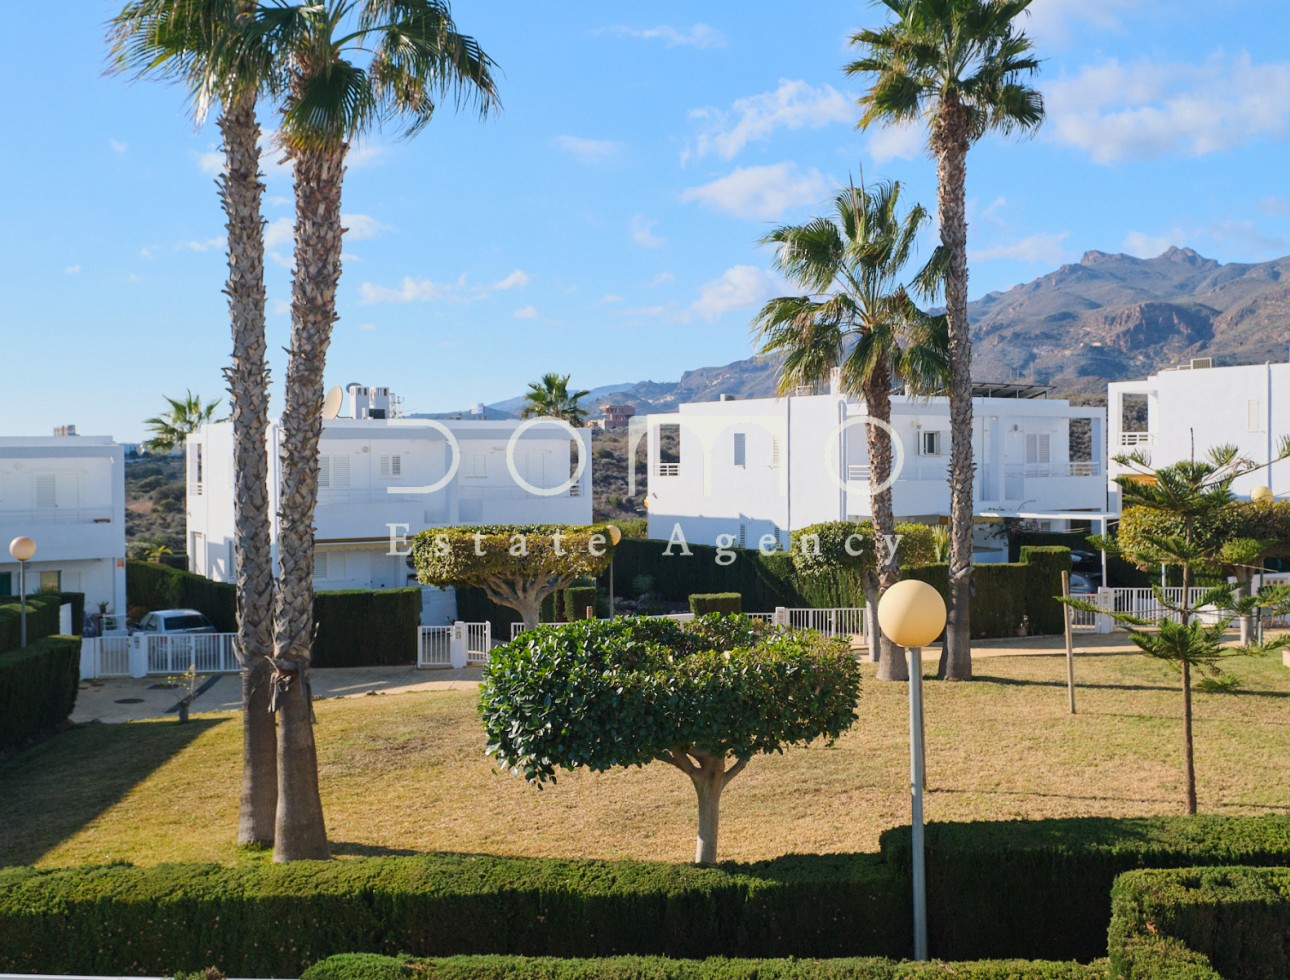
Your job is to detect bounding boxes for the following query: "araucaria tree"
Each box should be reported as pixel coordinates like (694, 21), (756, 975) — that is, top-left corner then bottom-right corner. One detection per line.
(754, 179), (947, 681)
(412, 524), (615, 628)
(1069, 442), (1290, 814)
(110, 0), (279, 846)
(482, 615), (861, 864)
(848, 0), (1045, 680)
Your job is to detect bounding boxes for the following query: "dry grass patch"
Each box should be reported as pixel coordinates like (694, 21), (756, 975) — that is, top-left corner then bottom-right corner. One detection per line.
(2, 635), (1288, 868)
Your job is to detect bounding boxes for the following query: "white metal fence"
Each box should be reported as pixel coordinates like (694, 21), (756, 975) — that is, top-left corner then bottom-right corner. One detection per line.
(417, 621), (492, 669)
(785, 606), (866, 640)
(80, 633), (239, 679)
(418, 626), (453, 667)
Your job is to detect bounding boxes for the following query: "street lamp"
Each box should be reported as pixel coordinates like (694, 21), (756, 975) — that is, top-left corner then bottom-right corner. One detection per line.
(606, 524), (622, 617)
(1252, 484), (1275, 504)
(8, 536), (37, 648)
(877, 578), (948, 963)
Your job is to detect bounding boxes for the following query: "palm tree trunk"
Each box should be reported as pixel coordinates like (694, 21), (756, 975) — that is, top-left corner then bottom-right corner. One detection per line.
(218, 90), (277, 847)
(271, 142), (346, 862)
(864, 365), (908, 682)
(933, 95), (974, 681)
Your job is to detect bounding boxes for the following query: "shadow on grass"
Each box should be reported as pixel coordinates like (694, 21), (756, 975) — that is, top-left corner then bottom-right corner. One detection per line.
(971, 673), (1290, 698)
(330, 841), (426, 858)
(0, 717), (226, 867)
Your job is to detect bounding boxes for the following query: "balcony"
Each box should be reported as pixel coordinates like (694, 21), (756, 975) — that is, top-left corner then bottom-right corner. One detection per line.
(0, 508), (122, 560)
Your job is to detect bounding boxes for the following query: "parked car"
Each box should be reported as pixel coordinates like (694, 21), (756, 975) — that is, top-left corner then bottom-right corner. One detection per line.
(131, 609), (216, 635)
(1070, 549), (1101, 572)
(1069, 572), (1100, 595)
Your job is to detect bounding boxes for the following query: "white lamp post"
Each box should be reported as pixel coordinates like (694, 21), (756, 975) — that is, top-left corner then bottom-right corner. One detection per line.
(1252, 484), (1275, 504)
(606, 525), (622, 617)
(8, 536), (37, 648)
(877, 578), (948, 962)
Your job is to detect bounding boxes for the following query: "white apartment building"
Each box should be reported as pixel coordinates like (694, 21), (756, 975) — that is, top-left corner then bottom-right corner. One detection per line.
(0, 429), (127, 615)
(186, 386), (592, 621)
(1107, 358), (1290, 511)
(642, 379), (1106, 562)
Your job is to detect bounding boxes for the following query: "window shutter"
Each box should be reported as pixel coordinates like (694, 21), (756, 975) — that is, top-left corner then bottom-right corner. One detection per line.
(770, 438), (781, 468)
(1248, 400), (1262, 432)
(733, 432), (747, 467)
(319, 457), (331, 489)
(35, 474), (56, 509)
(391, 455), (401, 477)
(314, 552), (328, 579)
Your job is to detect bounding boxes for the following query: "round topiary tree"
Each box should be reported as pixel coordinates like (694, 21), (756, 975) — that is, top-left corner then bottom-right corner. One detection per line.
(411, 524), (616, 628)
(480, 614), (862, 864)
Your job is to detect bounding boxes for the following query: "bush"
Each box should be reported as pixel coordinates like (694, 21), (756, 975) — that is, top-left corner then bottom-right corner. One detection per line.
(878, 816), (1290, 962)
(0, 595), (63, 654)
(303, 953), (1108, 979)
(902, 564), (1030, 639)
(0, 852), (908, 977)
(126, 560), (236, 632)
(1018, 546), (1070, 635)
(1109, 866), (1290, 979)
(689, 593), (742, 616)
(0, 635), (80, 752)
(562, 586), (597, 621)
(312, 589), (422, 668)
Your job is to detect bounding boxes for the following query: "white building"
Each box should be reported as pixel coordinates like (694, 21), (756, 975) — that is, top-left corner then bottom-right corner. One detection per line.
(1108, 358), (1290, 511)
(0, 429), (127, 615)
(186, 386), (592, 620)
(642, 379), (1106, 562)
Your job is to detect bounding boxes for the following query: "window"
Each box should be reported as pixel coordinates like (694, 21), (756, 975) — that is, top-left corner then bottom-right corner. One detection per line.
(919, 431), (943, 456)
(1248, 400), (1262, 433)
(738, 523), (747, 548)
(0, 572), (10, 596)
(464, 452), (488, 478)
(1025, 432), (1051, 465)
(770, 437), (781, 468)
(319, 455), (350, 489)
(379, 454), (403, 478)
(315, 551), (344, 581)
(733, 432), (747, 467)
(38, 570), (61, 592)
(656, 423), (681, 477)
(35, 473), (57, 509)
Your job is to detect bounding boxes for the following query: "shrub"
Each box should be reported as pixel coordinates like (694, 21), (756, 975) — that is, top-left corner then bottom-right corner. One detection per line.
(0, 595), (63, 654)
(1109, 866), (1290, 979)
(878, 816), (1290, 962)
(126, 560), (236, 632)
(1018, 546), (1070, 635)
(689, 593), (742, 616)
(303, 953), (1108, 979)
(902, 564), (1029, 639)
(0, 852), (908, 977)
(562, 585), (597, 621)
(0, 635), (80, 752)
(312, 589), (422, 668)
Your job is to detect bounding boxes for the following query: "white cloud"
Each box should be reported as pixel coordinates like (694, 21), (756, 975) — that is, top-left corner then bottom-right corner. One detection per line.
(342, 213), (385, 241)
(360, 268), (531, 305)
(1046, 51), (1290, 163)
(1024, 0), (1134, 48)
(629, 214), (666, 248)
(978, 197), (1008, 224)
(554, 135), (624, 162)
(64, 264), (81, 275)
(686, 79), (852, 161)
(689, 265), (779, 322)
(180, 236), (225, 252)
(602, 23), (725, 49)
(109, 138), (127, 153)
(651, 272), (675, 287)
(359, 322), (378, 333)
(867, 120), (926, 163)
(271, 299), (291, 316)
(139, 246), (157, 261)
(514, 305), (540, 319)
(1122, 228), (1185, 258)
(197, 131), (382, 181)
(264, 217), (294, 249)
(681, 162), (829, 221)
(601, 293), (625, 303)
(1261, 196), (1290, 216)
(970, 231), (1070, 265)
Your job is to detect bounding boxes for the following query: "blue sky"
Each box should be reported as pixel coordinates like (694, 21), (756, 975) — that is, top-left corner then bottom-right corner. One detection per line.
(2, 0), (1289, 440)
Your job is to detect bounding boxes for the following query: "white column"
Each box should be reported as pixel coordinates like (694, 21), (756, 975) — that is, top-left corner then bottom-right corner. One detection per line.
(449, 621), (468, 669)
(128, 634), (149, 678)
(79, 638), (98, 680)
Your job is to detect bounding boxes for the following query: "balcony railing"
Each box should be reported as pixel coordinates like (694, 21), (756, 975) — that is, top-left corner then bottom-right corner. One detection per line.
(0, 508), (115, 526)
(1004, 461), (1103, 479)
(656, 462), (680, 477)
(1119, 432), (1153, 447)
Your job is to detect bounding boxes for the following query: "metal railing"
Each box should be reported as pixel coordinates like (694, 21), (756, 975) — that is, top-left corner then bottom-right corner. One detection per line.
(786, 607), (866, 639)
(1004, 461), (1103, 479)
(418, 626), (453, 667)
(466, 622), (491, 665)
(146, 634), (239, 675)
(418, 621), (492, 668)
(0, 507), (116, 526)
(1119, 432), (1153, 446)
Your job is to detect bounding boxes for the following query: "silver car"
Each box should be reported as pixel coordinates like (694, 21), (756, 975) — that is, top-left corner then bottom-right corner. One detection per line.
(134, 608), (216, 634)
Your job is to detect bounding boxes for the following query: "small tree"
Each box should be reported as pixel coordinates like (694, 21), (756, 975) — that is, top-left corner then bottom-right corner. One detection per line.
(481, 615), (860, 863)
(412, 524), (615, 628)
(520, 373), (591, 426)
(1070, 442), (1290, 813)
(143, 390), (222, 455)
(790, 521), (936, 681)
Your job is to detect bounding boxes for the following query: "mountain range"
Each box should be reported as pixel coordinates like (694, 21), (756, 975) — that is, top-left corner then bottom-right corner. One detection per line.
(419, 247), (1290, 418)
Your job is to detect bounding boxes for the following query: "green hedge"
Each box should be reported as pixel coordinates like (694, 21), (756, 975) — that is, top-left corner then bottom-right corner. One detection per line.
(689, 593), (742, 616)
(313, 589), (422, 667)
(455, 586), (525, 636)
(127, 560), (237, 632)
(0, 635), (80, 752)
(0, 852), (908, 977)
(1109, 866), (1290, 979)
(1018, 546), (1070, 635)
(879, 816), (1290, 962)
(302, 952), (1108, 979)
(562, 586), (598, 621)
(607, 539), (803, 609)
(0, 595), (63, 654)
(902, 563), (1029, 639)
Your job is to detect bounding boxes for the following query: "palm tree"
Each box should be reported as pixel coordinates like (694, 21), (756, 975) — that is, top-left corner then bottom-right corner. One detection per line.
(520, 372), (591, 426)
(754, 179), (947, 681)
(111, 0), (280, 848)
(141, 390), (223, 454)
(255, 0), (499, 861)
(847, 0), (1044, 680)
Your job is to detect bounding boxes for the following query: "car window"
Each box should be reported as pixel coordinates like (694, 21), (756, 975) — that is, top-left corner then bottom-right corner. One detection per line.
(143, 615), (158, 631)
(164, 615), (210, 631)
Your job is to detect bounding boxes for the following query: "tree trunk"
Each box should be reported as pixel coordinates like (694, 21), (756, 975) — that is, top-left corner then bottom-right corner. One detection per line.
(933, 95), (974, 681)
(1182, 660), (1197, 815)
(271, 141), (347, 862)
(863, 364), (909, 681)
(691, 759), (724, 865)
(218, 90), (277, 848)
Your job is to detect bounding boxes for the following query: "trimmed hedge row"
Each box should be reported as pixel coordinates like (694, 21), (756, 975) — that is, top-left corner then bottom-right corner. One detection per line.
(127, 560), (237, 632)
(0, 635), (80, 752)
(1109, 866), (1290, 979)
(879, 816), (1290, 962)
(313, 588), (422, 667)
(689, 593), (742, 616)
(57, 591), (86, 636)
(562, 586), (597, 621)
(0, 594), (63, 654)
(302, 953), (1108, 979)
(0, 853), (908, 977)
(1018, 546), (1070, 635)
(902, 563), (1029, 639)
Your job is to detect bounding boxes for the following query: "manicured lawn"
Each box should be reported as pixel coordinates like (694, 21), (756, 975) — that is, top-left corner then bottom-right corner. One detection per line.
(2, 635), (1288, 868)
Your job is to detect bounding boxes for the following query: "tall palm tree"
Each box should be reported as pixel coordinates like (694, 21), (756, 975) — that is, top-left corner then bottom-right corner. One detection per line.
(520, 372), (591, 426)
(141, 389), (224, 454)
(847, 0), (1044, 680)
(110, 0), (280, 846)
(253, 0), (499, 861)
(754, 179), (947, 682)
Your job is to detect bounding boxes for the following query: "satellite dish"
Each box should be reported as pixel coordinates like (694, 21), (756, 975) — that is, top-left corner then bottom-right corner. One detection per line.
(322, 386), (344, 420)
